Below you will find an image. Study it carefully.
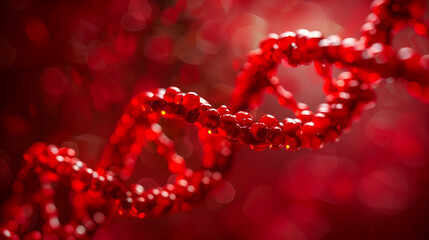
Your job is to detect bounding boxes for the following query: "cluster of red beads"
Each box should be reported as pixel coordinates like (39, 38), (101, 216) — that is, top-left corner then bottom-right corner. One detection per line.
(361, 0), (429, 102)
(1, 0), (429, 239)
(231, 0), (429, 111)
(0, 87), (235, 239)
(0, 143), (114, 240)
(361, 0), (429, 45)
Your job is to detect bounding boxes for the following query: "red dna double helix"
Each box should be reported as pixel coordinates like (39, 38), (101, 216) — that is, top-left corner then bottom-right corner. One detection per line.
(1, 0), (429, 239)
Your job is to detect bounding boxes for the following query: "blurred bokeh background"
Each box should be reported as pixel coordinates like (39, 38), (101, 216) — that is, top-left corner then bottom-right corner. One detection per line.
(1, 0), (429, 239)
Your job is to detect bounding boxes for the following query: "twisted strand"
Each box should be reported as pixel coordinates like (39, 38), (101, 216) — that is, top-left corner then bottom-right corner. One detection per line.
(1, 0), (429, 239)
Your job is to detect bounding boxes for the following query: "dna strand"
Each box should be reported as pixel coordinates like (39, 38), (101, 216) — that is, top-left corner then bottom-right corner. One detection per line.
(1, 0), (429, 239)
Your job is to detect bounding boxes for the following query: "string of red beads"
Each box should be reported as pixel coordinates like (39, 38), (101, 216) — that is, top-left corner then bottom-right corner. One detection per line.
(1, 0), (428, 239)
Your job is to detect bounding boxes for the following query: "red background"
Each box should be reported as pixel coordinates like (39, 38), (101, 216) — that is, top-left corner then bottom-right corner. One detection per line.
(1, 0), (429, 239)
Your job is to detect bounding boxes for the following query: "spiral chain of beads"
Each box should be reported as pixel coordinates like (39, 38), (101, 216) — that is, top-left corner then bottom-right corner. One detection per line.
(1, 0), (429, 239)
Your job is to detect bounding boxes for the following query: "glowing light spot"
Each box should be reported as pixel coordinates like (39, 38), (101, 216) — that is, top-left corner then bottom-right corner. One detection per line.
(121, 13), (146, 32)
(369, 73), (381, 83)
(398, 47), (414, 60)
(49, 217), (60, 229)
(2, 114), (29, 136)
(215, 181), (235, 204)
(220, 147), (231, 156)
(45, 203), (56, 214)
(286, 145), (290, 149)
(41, 67), (70, 95)
(358, 167), (412, 215)
(2, 229), (11, 238)
(23, 17), (49, 48)
(144, 36), (172, 62)
(414, 22), (427, 35)
(161, 110), (166, 115)
(208, 130), (212, 134)
(75, 225), (86, 236)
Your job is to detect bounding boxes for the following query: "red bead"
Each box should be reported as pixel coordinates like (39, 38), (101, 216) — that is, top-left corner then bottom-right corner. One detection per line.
(173, 93), (184, 105)
(240, 117), (254, 127)
(217, 105), (230, 115)
(198, 103), (212, 115)
(326, 35), (342, 60)
(235, 111), (253, 123)
(72, 168), (92, 191)
(238, 126), (257, 145)
(202, 109), (220, 129)
(161, 103), (175, 119)
(143, 193), (156, 210)
(282, 118), (301, 133)
(183, 184), (198, 202)
(129, 184), (145, 196)
(219, 120), (240, 140)
(184, 109), (199, 123)
(138, 91), (154, 104)
(309, 135), (324, 150)
(266, 126), (284, 148)
(277, 88), (296, 108)
(1, 228), (18, 240)
(132, 197), (148, 214)
(91, 175), (106, 191)
(329, 103), (349, 120)
(182, 92), (200, 109)
(272, 46), (284, 63)
(248, 48), (265, 65)
(155, 190), (172, 206)
(218, 114), (237, 136)
(313, 113), (330, 129)
(298, 132), (310, 149)
(164, 87), (181, 103)
(173, 102), (186, 116)
(174, 178), (189, 196)
(297, 109), (313, 123)
(284, 134), (301, 151)
(278, 31), (296, 50)
(250, 122), (268, 140)
(306, 31), (323, 50)
(259, 33), (279, 51)
(259, 114), (279, 127)
(148, 94), (165, 111)
(323, 127), (340, 142)
(152, 88), (166, 95)
(121, 196), (133, 210)
(295, 29), (310, 48)
(317, 103), (330, 114)
(301, 121), (318, 135)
